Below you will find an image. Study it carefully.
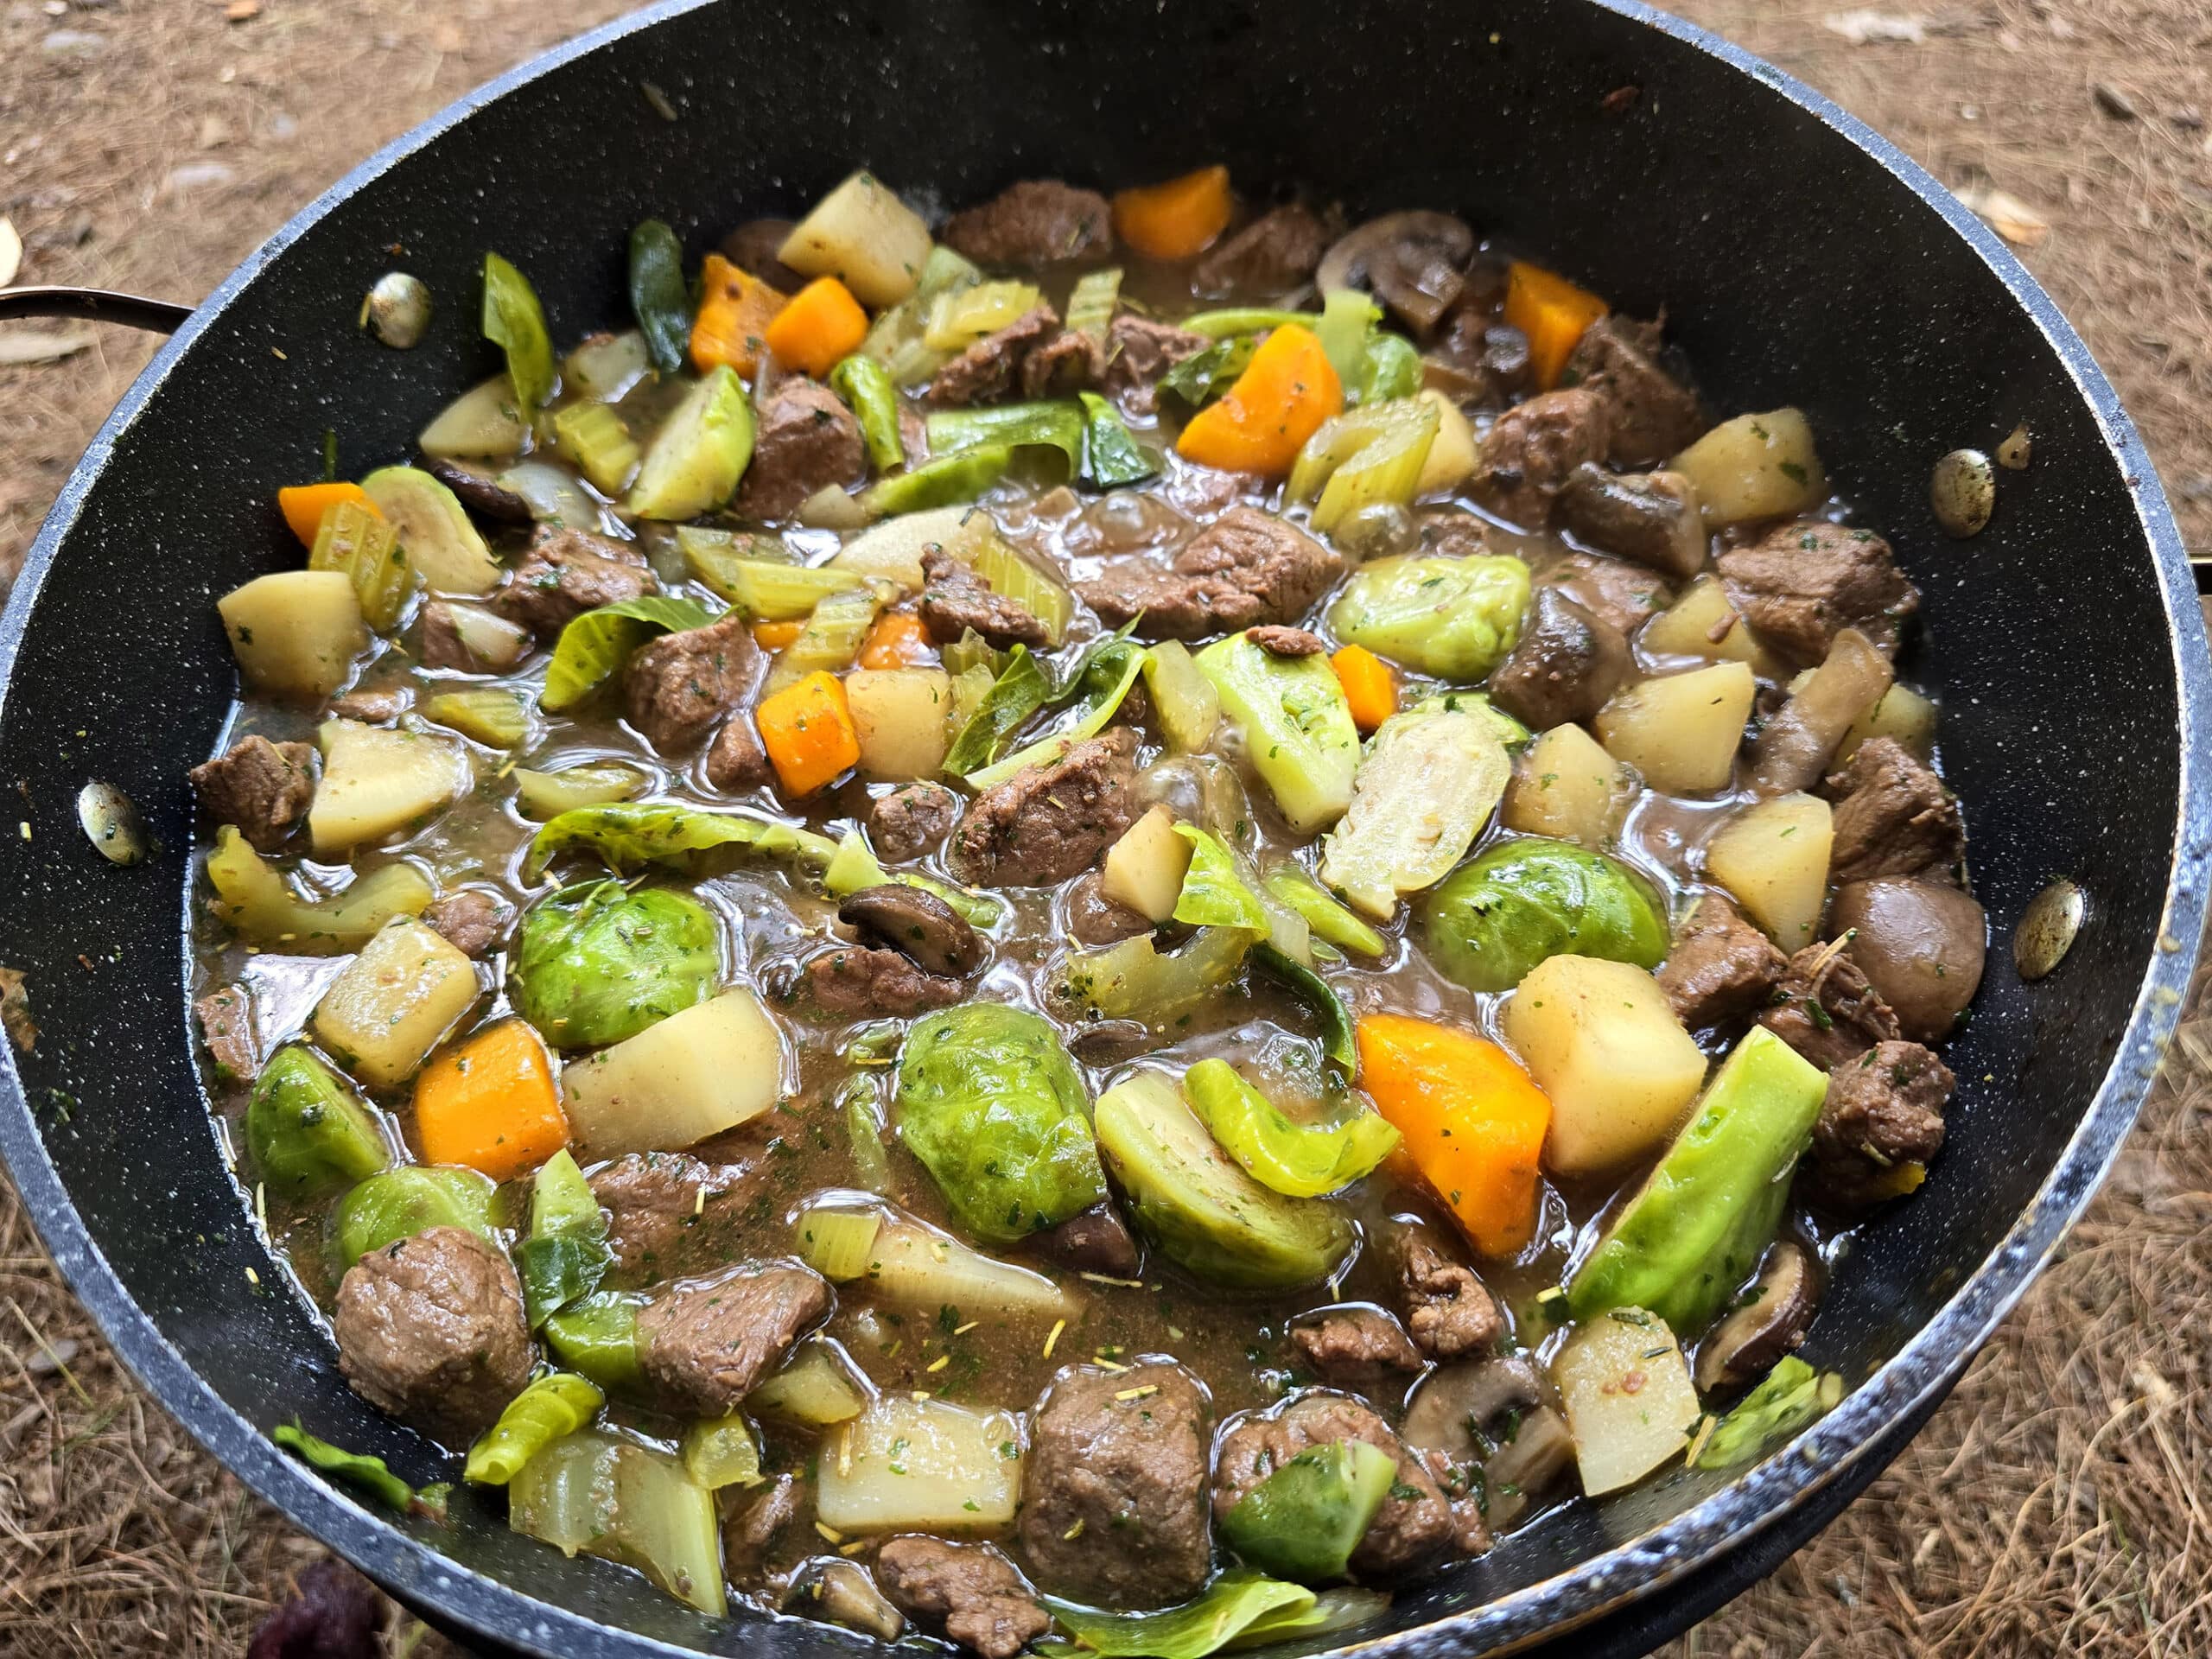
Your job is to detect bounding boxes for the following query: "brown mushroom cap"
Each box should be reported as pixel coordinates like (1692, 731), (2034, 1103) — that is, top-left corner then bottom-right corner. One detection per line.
(836, 885), (986, 978)
(1694, 1239), (1819, 1394)
(1316, 211), (1477, 335)
(1831, 877), (1987, 1043)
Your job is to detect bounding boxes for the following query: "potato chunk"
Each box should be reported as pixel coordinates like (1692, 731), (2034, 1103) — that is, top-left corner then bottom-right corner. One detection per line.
(778, 171), (933, 308)
(308, 720), (472, 857)
(1503, 955), (1707, 1177)
(561, 987), (788, 1156)
(846, 668), (952, 781)
(1552, 1309), (1700, 1497)
(1102, 804), (1192, 924)
(312, 919), (479, 1090)
(1502, 723), (1639, 849)
(218, 571), (367, 700)
(1705, 792), (1834, 950)
(1593, 661), (1755, 795)
(1670, 407), (1827, 525)
(1637, 574), (1784, 679)
(817, 1395), (1023, 1532)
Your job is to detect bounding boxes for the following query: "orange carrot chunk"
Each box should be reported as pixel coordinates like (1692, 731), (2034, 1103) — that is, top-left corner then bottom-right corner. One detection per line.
(1330, 645), (1398, 734)
(1175, 323), (1343, 479)
(856, 611), (935, 671)
(413, 1020), (569, 1185)
(1503, 260), (1608, 391)
(1358, 1012), (1552, 1258)
(762, 276), (872, 378)
(690, 254), (787, 377)
(756, 671), (861, 797)
(1113, 166), (1235, 260)
(277, 482), (377, 549)
(752, 619), (807, 652)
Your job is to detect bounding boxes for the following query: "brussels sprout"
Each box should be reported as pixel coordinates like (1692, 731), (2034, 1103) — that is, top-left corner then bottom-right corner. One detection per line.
(1326, 554), (1530, 681)
(332, 1165), (499, 1269)
(1220, 1438), (1397, 1584)
(893, 1005), (1106, 1244)
(246, 1046), (391, 1198)
(511, 881), (719, 1051)
(1420, 837), (1669, 994)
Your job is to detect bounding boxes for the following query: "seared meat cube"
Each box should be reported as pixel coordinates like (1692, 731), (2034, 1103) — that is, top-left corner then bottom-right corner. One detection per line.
(736, 378), (866, 521)
(1547, 549), (1673, 635)
(624, 613), (760, 754)
(1759, 941), (1903, 1071)
(1472, 388), (1612, 529)
(1214, 1392), (1456, 1578)
(421, 889), (510, 959)
(951, 728), (1138, 886)
(1020, 327), (1104, 397)
(918, 546), (1051, 651)
(705, 717), (772, 791)
(1101, 314), (1211, 416)
(493, 525), (653, 636)
(195, 983), (261, 1081)
(1079, 505), (1341, 641)
(189, 734), (315, 853)
(805, 945), (965, 1019)
(870, 781), (961, 861)
(1657, 892), (1788, 1029)
(1246, 624), (1327, 657)
(1560, 315), (1705, 467)
(1018, 1362), (1212, 1607)
(589, 1150), (767, 1285)
(929, 306), (1062, 407)
(875, 1538), (1049, 1659)
(1290, 1305), (1425, 1385)
(332, 1226), (532, 1441)
(1191, 203), (1333, 295)
(635, 1260), (833, 1415)
(1827, 737), (1965, 885)
(1717, 520), (1920, 667)
(1394, 1230), (1505, 1360)
(942, 180), (1114, 266)
(1808, 1038), (1955, 1208)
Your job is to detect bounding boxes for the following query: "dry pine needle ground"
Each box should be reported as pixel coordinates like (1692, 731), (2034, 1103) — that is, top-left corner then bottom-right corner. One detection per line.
(3, 1), (2209, 1655)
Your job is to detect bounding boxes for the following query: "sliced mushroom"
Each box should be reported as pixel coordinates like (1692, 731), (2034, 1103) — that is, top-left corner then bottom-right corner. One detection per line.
(1483, 1406), (1574, 1529)
(1068, 1020), (1154, 1066)
(425, 457), (534, 526)
(1317, 211), (1476, 335)
(1030, 1202), (1141, 1277)
(1749, 627), (1894, 796)
(836, 886), (985, 978)
(1557, 464), (1708, 579)
(1830, 877), (1987, 1042)
(1402, 1355), (1546, 1460)
(785, 1558), (903, 1643)
(1694, 1239), (1819, 1394)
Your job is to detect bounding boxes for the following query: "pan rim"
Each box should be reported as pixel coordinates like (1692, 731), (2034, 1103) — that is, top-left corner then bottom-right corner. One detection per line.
(0, 0), (2204, 1654)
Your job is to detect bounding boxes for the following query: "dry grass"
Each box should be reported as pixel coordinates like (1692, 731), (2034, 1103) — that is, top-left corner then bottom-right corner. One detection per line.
(2, 1), (2209, 1654)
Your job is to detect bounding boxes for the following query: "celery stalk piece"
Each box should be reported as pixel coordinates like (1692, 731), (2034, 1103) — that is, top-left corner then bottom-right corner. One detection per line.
(688, 556), (865, 621)
(1065, 267), (1123, 340)
(939, 627), (1007, 681)
(795, 1206), (884, 1281)
(1288, 398), (1441, 535)
(681, 1414), (764, 1491)
(925, 399), (1084, 475)
(1182, 307), (1319, 338)
(761, 582), (887, 696)
(624, 365), (754, 521)
(308, 499), (413, 632)
(551, 401), (641, 495)
(425, 690), (533, 749)
(1195, 632), (1360, 835)
(1141, 639), (1221, 752)
(204, 825), (431, 953)
(922, 280), (1043, 352)
(481, 251), (556, 411)
(1314, 288), (1384, 391)
(953, 521), (1073, 645)
(829, 353), (906, 473)
(512, 762), (647, 822)
(626, 219), (690, 374)
(861, 446), (1011, 518)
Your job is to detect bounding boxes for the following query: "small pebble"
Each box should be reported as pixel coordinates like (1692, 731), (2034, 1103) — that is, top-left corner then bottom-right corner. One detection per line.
(2092, 83), (2138, 121)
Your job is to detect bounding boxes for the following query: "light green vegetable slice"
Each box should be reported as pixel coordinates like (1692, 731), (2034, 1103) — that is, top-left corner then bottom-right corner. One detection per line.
(696, 556), (867, 621)
(540, 595), (715, 714)
(1694, 1357), (1843, 1471)
(1287, 397), (1440, 536)
(1195, 632), (1360, 836)
(1420, 836), (1669, 994)
(1263, 868), (1389, 959)
(1065, 267), (1122, 340)
(419, 374), (528, 461)
(482, 251), (555, 411)
(924, 280), (1043, 351)
(308, 499), (412, 632)
(424, 690), (531, 749)
(927, 399), (1085, 474)
(1408, 689), (1532, 749)
(829, 353), (905, 473)
(1095, 1071), (1353, 1291)
(246, 1046), (391, 1199)
(510, 880), (718, 1050)
(331, 1166), (498, 1270)
(204, 827), (431, 953)
(274, 1421), (444, 1518)
(762, 581), (890, 697)
(551, 400), (640, 495)
(565, 331), (655, 402)
(465, 1373), (605, 1485)
(1567, 1028), (1829, 1333)
(1319, 709), (1511, 921)
(1052, 925), (1258, 1032)
(522, 799), (840, 882)
(1043, 1572), (1316, 1659)
(837, 1076), (894, 1195)
(1328, 554), (1532, 681)
(1313, 288), (1383, 390)
(1181, 307), (1318, 338)
(1224, 1589), (1391, 1651)
(515, 1149), (613, 1328)
(681, 1414), (764, 1491)
(861, 445), (1012, 517)
(359, 465), (500, 595)
(1172, 824), (1268, 931)
(513, 762), (647, 822)
(625, 365), (754, 520)
(893, 1005), (1106, 1243)
(1143, 639), (1220, 752)
(1184, 1058), (1395, 1198)
(1220, 1438), (1398, 1583)
(508, 1429), (725, 1616)
(543, 1293), (645, 1395)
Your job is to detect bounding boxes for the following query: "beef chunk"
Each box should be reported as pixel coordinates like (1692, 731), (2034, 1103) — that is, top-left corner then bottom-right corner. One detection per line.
(1079, 505), (1342, 641)
(1214, 1393), (1454, 1579)
(1717, 520), (1920, 667)
(190, 735), (315, 853)
(327, 689), (410, 723)
(736, 378), (866, 520)
(1547, 550), (1672, 635)
(1101, 314), (1211, 416)
(1018, 1362), (1212, 1607)
(635, 1261), (833, 1415)
(1191, 203), (1333, 295)
(1759, 942), (1902, 1071)
(1812, 1039), (1955, 1208)
(624, 613), (760, 753)
(1291, 1306), (1425, 1385)
(929, 305), (1062, 407)
(1560, 315), (1705, 467)
(728, 1474), (802, 1573)
(589, 1150), (766, 1284)
(943, 180), (1114, 266)
(918, 546), (1051, 651)
(1489, 588), (1629, 729)
(1246, 624), (1327, 657)
(871, 781), (960, 861)
(332, 1226), (531, 1441)
(705, 717), (772, 791)
(1657, 892), (1788, 1029)
(421, 889), (510, 959)
(952, 728), (1138, 886)
(1427, 308), (1534, 405)
(1395, 1230), (1505, 1360)
(1558, 465), (1709, 579)
(1031, 1203), (1141, 1277)
(1020, 327), (1104, 397)
(1827, 737), (1965, 884)
(196, 983), (260, 1081)
(493, 526), (653, 635)
(1064, 870), (1154, 947)
(806, 946), (965, 1019)
(1472, 388), (1612, 529)
(876, 1538), (1050, 1659)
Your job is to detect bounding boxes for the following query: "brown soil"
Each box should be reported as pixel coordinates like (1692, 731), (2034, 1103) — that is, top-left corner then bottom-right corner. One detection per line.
(2, 2), (2208, 1656)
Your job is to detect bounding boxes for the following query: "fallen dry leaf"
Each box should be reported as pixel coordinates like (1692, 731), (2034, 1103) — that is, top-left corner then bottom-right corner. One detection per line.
(1823, 9), (1928, 44)
(0, 966), (35, 1054)
(1955, 183), (2052, 247)
(0, 217), (19, 288)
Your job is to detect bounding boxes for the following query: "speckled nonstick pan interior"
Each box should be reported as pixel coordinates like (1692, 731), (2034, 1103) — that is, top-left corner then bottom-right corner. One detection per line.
(0, 2), (2205, 1655)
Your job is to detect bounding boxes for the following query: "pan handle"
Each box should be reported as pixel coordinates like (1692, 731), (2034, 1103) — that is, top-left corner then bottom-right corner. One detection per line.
(0, 285), (191, 335)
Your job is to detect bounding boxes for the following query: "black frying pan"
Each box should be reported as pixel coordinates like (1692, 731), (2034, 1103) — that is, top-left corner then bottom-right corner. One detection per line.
(2, 2), (2206, 1655)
